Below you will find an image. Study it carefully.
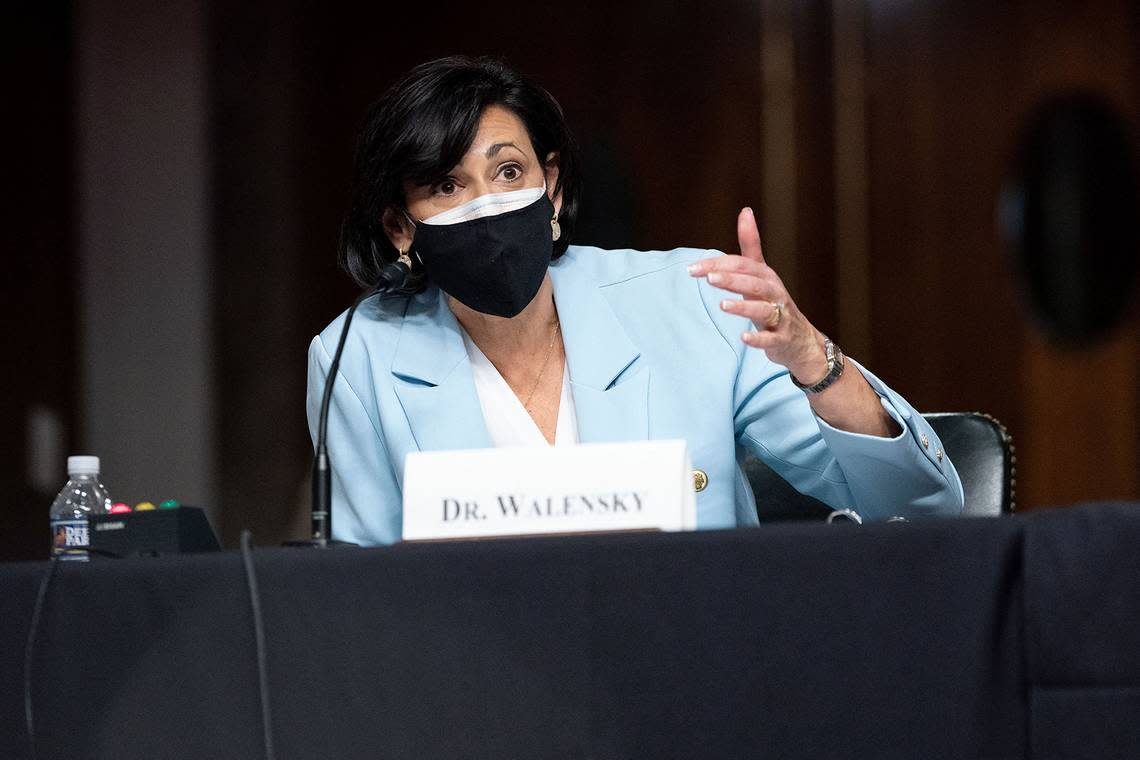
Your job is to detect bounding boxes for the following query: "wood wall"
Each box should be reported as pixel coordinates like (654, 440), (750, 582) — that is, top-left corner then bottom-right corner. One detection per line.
(863, 0), (1140, 509)
(4, 4), (77, 561)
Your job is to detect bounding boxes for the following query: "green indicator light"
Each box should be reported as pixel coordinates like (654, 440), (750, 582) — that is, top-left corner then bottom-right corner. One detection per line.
(158, 500), (180, 509)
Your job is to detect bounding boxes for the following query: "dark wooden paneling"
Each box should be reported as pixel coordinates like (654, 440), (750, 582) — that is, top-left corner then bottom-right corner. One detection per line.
(865, 0), (1140, 509)
(792, 0), (837, 333)
(2, 4), (76, 560)
(211, 1), (310, 544)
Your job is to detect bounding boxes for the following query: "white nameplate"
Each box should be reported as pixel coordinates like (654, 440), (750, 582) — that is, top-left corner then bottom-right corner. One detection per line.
(402, 440), (696, 541)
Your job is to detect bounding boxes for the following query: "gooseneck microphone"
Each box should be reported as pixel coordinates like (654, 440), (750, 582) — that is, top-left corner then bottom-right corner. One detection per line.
(289, 257), (412, 548)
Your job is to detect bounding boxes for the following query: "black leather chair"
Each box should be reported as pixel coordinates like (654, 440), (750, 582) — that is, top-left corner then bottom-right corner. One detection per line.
(745, 412), (1015, 521)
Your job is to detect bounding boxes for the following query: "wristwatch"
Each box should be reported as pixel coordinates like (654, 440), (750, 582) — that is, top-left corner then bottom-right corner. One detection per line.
(790, 337), (845, 394)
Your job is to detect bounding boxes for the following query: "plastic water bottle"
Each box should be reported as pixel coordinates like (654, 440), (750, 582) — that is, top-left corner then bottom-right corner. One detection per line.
(49, 455), (113, 561)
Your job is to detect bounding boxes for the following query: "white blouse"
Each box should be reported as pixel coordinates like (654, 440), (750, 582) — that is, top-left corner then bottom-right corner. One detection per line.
(461, 331), (580, 448)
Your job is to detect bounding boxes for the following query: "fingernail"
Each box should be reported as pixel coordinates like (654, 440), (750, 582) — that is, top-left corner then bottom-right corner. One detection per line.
(720, 299), (734, 311)
(707, 272), (723, 285)
(741, 331), (754, 343)
(687, 263), (702, 275)
(744, 206), (754, 218)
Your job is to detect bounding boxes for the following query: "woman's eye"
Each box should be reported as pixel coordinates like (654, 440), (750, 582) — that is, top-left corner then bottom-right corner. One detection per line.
(430, 178), (458, 196)
(500, 165), (521, 181)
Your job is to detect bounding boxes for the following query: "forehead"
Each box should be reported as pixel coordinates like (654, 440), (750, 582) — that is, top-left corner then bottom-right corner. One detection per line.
(464, 104), (536, 157)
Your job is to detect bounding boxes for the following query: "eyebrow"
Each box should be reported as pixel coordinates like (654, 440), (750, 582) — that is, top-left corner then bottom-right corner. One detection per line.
(484, 142), (522, 158)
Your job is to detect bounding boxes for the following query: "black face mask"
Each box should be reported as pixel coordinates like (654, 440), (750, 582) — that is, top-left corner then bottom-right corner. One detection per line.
(410, 192), (555, 318)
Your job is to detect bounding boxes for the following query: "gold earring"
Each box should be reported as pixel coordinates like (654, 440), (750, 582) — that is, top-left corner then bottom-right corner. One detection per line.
(397, 245), (412, 268)
(551, 213), (561, 242)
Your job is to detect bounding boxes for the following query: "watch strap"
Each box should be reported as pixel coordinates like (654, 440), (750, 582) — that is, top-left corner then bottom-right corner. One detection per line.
(790, 337), (845, 394)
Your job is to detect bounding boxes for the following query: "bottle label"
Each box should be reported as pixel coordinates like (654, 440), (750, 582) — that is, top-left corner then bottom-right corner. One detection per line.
(51, 518), (90, 561)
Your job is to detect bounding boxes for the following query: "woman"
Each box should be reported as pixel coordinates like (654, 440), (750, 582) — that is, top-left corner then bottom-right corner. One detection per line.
(307, 56), (963, 545)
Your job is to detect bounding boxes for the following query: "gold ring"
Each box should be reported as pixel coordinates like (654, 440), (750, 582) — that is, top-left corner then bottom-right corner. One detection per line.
(766, 301), (785, 329)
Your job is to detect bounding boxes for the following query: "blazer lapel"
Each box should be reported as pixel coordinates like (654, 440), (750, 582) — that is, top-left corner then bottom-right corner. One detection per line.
(391, 288), (492, 454)
(550, 260), (650, 443)
(391, 258), (650, 454)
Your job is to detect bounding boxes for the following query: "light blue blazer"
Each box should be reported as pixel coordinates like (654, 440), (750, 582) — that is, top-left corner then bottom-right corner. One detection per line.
(307, 245), (964, 545)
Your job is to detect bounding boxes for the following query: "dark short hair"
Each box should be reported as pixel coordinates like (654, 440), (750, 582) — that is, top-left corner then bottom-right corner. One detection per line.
(340, 56), (581, 292)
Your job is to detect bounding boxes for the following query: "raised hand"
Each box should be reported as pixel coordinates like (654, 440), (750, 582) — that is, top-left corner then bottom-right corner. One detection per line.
(688, 207), (828, 386)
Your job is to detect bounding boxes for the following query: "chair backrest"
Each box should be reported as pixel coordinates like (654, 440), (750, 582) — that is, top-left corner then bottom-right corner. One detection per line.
(925, 412), (1014, 516)
(746, 411), (1015, 521)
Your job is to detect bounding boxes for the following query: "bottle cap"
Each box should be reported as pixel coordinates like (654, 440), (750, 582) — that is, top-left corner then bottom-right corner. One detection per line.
(67, 455), (100, 475)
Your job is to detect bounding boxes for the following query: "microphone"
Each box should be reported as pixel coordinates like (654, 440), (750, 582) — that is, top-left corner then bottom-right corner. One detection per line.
(288, 257), (411, 548)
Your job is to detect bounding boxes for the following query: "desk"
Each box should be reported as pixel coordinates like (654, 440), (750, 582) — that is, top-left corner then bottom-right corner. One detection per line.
(2, 503), (1139, 759)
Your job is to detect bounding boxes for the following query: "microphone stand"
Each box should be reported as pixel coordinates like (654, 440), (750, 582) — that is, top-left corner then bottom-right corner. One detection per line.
(285, 260), (410, 548)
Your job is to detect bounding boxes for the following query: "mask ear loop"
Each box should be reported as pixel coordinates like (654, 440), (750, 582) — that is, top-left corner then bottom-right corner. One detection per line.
(542, 179), (561, 241)
(399, 209), (423, 268)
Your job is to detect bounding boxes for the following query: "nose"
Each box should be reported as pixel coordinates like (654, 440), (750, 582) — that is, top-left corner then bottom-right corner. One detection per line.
(467, 177), (494, 198)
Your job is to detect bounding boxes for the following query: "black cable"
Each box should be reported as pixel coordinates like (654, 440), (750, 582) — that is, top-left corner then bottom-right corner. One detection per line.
(23, 552), (62, 760)
(240, 530), (276, 760)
